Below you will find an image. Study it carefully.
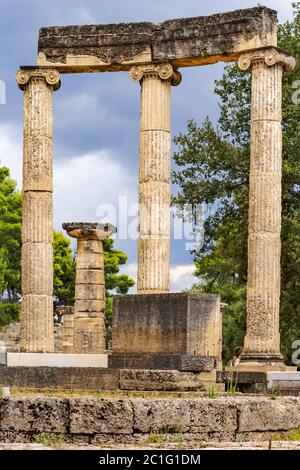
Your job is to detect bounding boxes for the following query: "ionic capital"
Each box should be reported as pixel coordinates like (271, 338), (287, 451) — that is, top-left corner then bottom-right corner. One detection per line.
(238, 47), (295, 72)
(63, 222), (117, 240)
(129, 63), (182, 86)
(16, 68), (61, 91)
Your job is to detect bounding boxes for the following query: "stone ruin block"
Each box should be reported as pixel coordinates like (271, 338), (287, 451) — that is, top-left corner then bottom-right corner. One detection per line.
(109, 293), (222, 371)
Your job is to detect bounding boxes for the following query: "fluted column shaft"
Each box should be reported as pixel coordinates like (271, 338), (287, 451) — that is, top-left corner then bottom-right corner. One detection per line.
(16, 68), (60, 352)
(130, 64), (181, 294)
(238, 48), (295, 361)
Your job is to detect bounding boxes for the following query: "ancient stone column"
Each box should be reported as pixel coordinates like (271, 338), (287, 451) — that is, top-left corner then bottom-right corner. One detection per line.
(63, 223), (116, 353)
(16, 68), (61, 352)
(57, 306), (75, 354)
(130, 64), (181, 294)
(237, 48), (295, 368)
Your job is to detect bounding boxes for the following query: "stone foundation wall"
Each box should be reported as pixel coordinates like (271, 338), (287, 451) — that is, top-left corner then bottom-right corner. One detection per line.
(0, 396), (299, 444)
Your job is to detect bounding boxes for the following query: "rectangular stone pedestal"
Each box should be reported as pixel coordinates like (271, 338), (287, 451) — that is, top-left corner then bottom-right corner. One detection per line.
(110, 293), (222, 371)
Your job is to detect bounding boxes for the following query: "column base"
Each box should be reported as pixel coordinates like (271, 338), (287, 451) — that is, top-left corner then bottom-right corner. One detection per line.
(231, 352), (287, 372)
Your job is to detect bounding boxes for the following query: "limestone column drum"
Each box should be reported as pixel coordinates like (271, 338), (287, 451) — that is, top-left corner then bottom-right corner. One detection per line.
(130, 64), (181, 294)
(16, 68), (61, 352)
(57, 306), (75, 353)
(63, 222), (116, 353)
(238, 48), (295, 368)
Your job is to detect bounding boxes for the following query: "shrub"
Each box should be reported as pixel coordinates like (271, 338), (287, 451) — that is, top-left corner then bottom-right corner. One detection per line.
(0, 303), (20, 327)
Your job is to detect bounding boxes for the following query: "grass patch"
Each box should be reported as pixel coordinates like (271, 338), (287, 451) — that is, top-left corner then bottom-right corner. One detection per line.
(172, 433), (184, 449)
(34, 432), (66, 448)
(227, 372), (239, 395)
(286, 428), (300, 441)
(269, 391), (278, 400)
(148, 432), (167, 445)
(207, 385), (219, 399)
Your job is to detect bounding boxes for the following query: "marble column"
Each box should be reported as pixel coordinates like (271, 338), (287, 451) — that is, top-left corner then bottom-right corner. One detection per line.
(63, 222), (116, 353)
(237, 48), (295, 368)
(16, 68), (60, 352)
(130, 64), (181, 294)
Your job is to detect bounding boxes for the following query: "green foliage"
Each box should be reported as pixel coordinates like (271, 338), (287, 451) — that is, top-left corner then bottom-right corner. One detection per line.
(103, 238), (135, 294)
(103, 238), (135, 343)
(227, 372), (239, 395)
(0, 167), (22, 302)
(173, 4), (300, 363)
(207, 384), (219, 399)
(53, 231), (75, 306)
(0, 303), (20, 327)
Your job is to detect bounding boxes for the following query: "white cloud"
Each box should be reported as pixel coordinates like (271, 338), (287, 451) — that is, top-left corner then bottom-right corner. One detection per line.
(121, 262), (198, 293)
(170, 264), (197, 292)
(54, 149), (137, 231)
(0, 122), (22, 187)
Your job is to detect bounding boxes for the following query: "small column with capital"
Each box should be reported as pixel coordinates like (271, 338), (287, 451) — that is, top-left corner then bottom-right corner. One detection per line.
(63, 222), (116, 353)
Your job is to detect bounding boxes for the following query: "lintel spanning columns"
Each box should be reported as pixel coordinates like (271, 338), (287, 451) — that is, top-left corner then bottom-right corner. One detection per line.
(237, 47), (295, 369)
(16, 68), (61, 353)
(130, 64), (181, 294)
(63, 222), (116, 353)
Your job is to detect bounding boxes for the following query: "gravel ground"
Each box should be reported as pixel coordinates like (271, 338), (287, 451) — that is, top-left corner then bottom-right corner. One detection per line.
(0, 441), (299, 450)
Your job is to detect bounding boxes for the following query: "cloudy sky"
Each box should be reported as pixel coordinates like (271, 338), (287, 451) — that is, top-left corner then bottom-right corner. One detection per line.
(0, 0), (294, 291)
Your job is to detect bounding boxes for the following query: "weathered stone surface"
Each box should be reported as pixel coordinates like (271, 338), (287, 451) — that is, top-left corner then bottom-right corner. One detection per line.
(237, 48), (295, 365)
(0, 397), (68, 432)
(37, 7), (277, 70)
(76, 269), (104, 285)
(75, 284), (105, 300)
(21, 242), (53, 295)
(0, 367), (118, 390)
(69, 398), (133, 434)
(133, 399), (190, 433)
(218, 370), (267, 384)
(63, 222), (116, 240)
(267, 372), (300, 392)
(63, 222), (116, 353)
(76, 300), (105, 313)
(77, 239), (104, 254)
(0, 397), (299, 443)
(109, 353), (214, 371)
(134, 65), (173, 293)
(22, 192), (52, 243)
(74, 316), (106, 353)
(119, 369), (217, 391)
(60, 307), (74, 353)
(131, 398), (237, 434)
(21, 294), (54, 352)
(190, 399), (237, 433)
(237, 397), (300, 432)
(111, 293), (221, 360)
(17, 69), (59, 353)
(76, 252), (104, 270)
